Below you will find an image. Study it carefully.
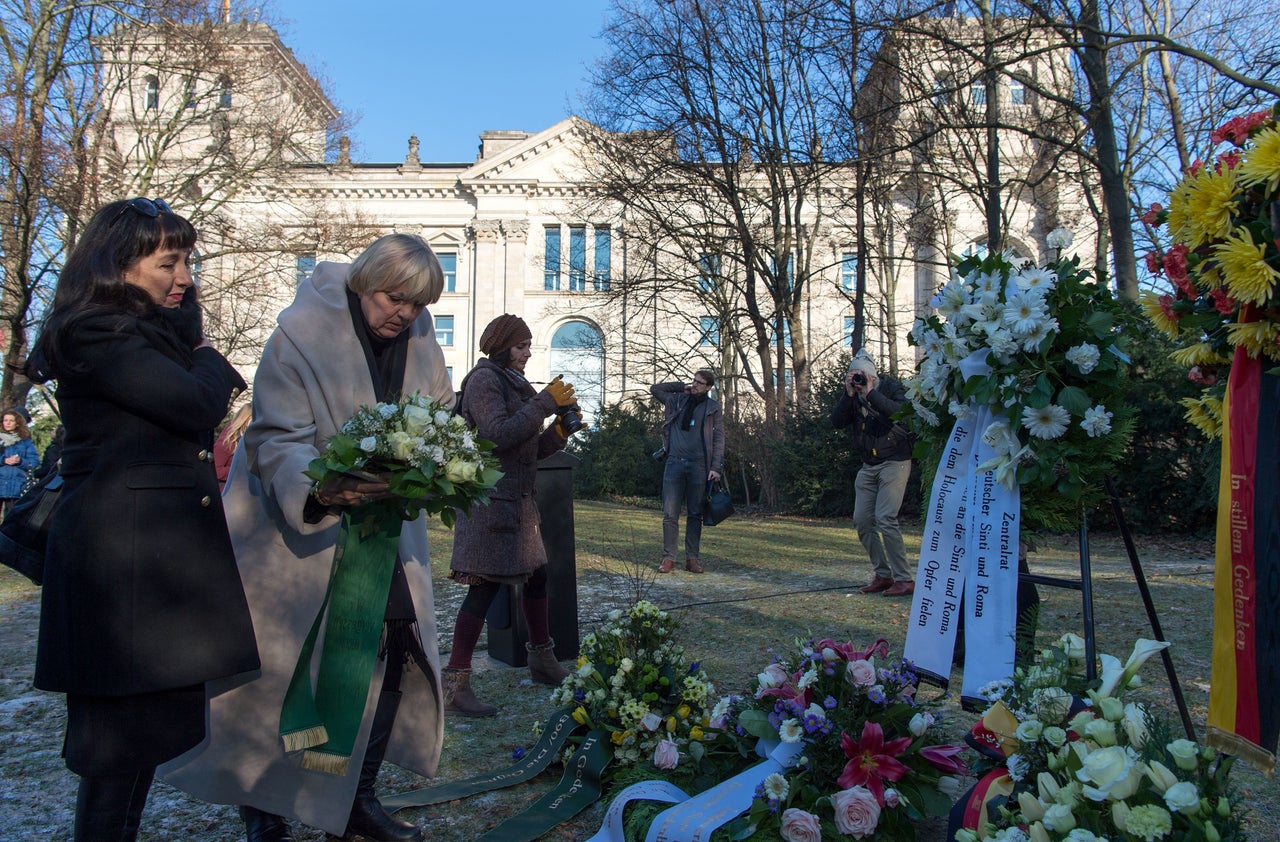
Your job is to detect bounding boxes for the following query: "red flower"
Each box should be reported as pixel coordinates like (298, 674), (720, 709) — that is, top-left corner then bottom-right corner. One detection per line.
(1158, 294), (1179, 322)
(1210, 287), (1237, 315)
(1141, 203), (1163, 225)
(838, 720), (913, 803)
(1144, 251), (1162, 274)
(920, 743), (969, 775)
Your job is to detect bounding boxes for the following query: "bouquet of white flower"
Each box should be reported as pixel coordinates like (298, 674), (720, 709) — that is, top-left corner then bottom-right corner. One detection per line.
(305, 391), (502, 526)
(904, 243), (1140, 530)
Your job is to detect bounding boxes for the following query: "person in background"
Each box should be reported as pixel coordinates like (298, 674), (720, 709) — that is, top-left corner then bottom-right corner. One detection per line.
(25, 197), (257, 842)
(831, 351), (915, 597)
(161, 233), (454, 842)
(213, 403), (252, 489)
(441, 314), (577, 717)
(37, 425), (65, 480)
(650, 370), (724, 574)
(0, 410), (39, 514)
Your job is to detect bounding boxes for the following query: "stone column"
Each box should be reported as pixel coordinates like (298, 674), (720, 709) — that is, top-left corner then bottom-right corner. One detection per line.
(502, 219), (529, 325)
(469, 219), (504, 343)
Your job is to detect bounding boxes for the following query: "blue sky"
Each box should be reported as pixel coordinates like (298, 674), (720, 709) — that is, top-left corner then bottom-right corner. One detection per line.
(269, 0), (613, 164)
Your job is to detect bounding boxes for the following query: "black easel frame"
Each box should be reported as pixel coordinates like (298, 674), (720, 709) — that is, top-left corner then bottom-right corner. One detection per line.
(1018, 476), (1196, 742)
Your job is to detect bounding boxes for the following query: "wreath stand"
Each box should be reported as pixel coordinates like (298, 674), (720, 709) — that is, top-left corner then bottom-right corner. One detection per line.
(1019, 476), (1197, 741)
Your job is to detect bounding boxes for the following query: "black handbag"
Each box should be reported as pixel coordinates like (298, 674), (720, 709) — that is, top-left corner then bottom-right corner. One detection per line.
(703, 478), (735, 527)
(0, 464), (62, 586)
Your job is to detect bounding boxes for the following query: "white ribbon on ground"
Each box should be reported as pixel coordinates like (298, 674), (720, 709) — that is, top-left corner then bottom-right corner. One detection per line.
(581, 780), (690, 842)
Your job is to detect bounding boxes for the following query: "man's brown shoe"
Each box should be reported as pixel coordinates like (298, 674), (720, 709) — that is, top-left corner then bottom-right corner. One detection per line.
(858, 576), (894, 594)
(883, 581), (915, 596)
(685, 558), (704, 574)
(658, 557), (676, 573)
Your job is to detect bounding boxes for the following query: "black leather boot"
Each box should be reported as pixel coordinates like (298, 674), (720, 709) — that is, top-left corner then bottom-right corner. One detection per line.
(345, 690), (424, 842)
(239, 805), (295, 841)
(75, 770), (150, 842)
(119, 768), (154, 842)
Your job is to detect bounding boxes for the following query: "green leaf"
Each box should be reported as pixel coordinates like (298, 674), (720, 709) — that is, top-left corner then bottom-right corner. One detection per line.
(1057, 386), (1092, 416)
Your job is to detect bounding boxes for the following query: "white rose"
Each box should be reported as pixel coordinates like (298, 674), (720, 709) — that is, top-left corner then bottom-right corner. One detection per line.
(434, 410), (451, 426)
(1164, 781), (1201, 814)
(445, 458), (477, 483)
(1076, 746), (1143, 801)
(359, 436), (378, 453)
(386, 430), (417, 461)
(402, 403), (434, 436)
(1043, 803), (1076, 832)
(1167, 739), (1199, 771)
(909, 711), (935, 737)
(1016, 719), (1045, 742)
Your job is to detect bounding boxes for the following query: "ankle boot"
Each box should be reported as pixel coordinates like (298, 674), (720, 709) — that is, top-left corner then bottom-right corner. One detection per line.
(346, 690), (424, 842)
(526, 639), (569, 686)
(441, 667), (497, 717)
(75, 771), (148, 842)
(239, 805), (294, 841)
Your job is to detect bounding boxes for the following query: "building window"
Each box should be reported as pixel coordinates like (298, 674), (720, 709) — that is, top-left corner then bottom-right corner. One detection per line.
(1010, 78), (1026, 105)
(776, 318), (791, 347)
(435, 315), (454, 346)
(699, 316), (720, 347)
(145, 75), (159, 111)
(698, 253), (720, 292)
(191, 249), (203, 286)
(970, 82), (986, 106)
(844, 316), (855, 348)
(218, 77), (232, 109)
(446, 366), (453, 383)
(840, 252), (858, 292)
(184, 77), (197, 108)
(296, 253), (315, 286)
(544, 227), (561, 290)
(593, 227), (611, 291)
(438, 252), (457, 293)
(933, 77), (951, 106)
(568, 226), (586, 291)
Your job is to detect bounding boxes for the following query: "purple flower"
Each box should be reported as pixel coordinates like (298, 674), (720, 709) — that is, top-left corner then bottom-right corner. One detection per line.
(823, 695), (838, 710)
(688, 661), (701, 673)
(512, 746), (526, 761)
(867, 686), (886, 705)
(574, 689), (586, 702)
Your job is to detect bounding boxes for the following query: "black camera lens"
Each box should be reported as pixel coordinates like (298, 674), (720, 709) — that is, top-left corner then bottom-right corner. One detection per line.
(557, 403), (584, 434)
(851, 371), (867, 385)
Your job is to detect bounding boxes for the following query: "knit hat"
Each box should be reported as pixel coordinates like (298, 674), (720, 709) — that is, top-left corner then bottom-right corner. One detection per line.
(848, 350), (877, 379)
(479, 314), (532, 356)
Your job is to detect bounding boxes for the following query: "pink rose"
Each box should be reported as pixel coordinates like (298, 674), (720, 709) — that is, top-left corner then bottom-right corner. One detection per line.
(653, 738), (679, 770)
(780, 808), (822, 842)
(831, 785), (881, 838)
(846, 658), (876, 687)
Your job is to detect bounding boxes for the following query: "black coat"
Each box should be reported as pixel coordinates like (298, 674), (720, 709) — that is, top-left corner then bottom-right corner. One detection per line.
(831, 375), (914, 465)
(35, 310), (259, 696)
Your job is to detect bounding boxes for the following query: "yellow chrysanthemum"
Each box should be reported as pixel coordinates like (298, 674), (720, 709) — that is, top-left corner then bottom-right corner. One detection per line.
(1169, 166), (1239, 249)
(1226, 320), (1280, 359)
(1237, 126), (1280, 195)
(1181, 396), (1223, 439)
(1170, 342), (1231, 367)
(1213, 232), (1280, 305)
(1140, 292), (1179, 338)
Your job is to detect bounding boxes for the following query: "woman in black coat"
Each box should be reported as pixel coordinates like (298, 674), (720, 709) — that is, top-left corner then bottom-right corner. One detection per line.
(26, 198), (259, 842)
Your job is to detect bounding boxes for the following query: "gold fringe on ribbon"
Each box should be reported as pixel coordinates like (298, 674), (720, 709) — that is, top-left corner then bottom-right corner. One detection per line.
(301, 749), (351, 776)
(1206, 725), (1277, 778)
(280, 725), (329, 754)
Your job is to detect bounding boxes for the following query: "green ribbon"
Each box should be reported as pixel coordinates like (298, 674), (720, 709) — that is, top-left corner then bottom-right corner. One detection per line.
(381, 708), (583, 810)
(476, 729), (613, 842)
(279, 507), (403, 775)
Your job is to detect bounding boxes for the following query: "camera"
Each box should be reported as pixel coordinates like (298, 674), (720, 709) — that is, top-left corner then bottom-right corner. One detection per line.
(556, 403), (584, 435)
(851, 370), (867, 386)
(652, 446), (667, 462)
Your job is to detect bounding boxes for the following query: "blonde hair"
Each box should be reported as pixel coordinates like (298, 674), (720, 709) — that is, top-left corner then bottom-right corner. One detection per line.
(346, 233), (444, 306)
(220, 404), (252, 449)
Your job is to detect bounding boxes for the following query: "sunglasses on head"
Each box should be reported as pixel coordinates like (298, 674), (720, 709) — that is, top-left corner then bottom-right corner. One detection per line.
(109, 197), (173, 226)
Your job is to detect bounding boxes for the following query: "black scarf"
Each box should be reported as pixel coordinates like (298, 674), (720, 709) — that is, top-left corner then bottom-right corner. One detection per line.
(346, 288), (409, 402)
(681, 391), (708, 430)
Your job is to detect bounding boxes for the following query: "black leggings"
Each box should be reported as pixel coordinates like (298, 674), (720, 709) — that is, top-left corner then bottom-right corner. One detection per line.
(458, 565), (548, 619)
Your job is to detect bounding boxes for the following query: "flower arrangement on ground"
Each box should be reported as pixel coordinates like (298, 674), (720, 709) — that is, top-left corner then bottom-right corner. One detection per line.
(305, 391), (502, 525)
(957, 633), (1245, 842)
(548, 600), (720, 775)
(903, 241), (1139, 529)
(1140, 104), (1280, 438)
(713, 637), (966, 841)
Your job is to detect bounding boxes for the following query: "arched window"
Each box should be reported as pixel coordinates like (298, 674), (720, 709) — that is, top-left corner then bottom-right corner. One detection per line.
(145, 75), (159, 111)
(550, 321), (604, 424)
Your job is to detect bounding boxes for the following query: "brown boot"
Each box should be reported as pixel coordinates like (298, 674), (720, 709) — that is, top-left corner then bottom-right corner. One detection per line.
(441, 668), (497, 717)
(526, 640), (570, 686)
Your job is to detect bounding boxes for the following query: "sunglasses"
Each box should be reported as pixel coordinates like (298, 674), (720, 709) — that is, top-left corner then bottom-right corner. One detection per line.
(109, 197), (173, 226)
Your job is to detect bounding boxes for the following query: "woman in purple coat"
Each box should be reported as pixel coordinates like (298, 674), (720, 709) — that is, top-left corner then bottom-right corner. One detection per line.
(442, 314), (579, 716)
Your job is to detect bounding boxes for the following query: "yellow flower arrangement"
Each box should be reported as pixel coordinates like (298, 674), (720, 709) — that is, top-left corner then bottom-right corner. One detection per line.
(1144, 104), (1280, 438)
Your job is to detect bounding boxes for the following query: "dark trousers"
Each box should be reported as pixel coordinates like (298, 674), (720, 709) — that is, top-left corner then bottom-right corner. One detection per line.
(662, 456), (705, 560)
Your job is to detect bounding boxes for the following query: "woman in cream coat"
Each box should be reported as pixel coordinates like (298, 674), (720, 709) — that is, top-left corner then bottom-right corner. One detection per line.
(162, 234), (453, 842)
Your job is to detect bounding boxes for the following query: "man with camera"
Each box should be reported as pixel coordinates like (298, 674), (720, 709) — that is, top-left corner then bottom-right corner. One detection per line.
(651, 370), (724, 574)
(832, 352), (915, 596)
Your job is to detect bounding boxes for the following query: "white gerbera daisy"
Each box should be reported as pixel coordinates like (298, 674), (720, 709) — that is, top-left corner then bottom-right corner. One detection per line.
(1003, 289), (1048, 337)
(763, 772), (789, 800)
(1014, 265), (1058, 292)
(1081, 405), (1113, 437)
(1022, 404), (1071, 439)
(779, 718), (805, 743)
(1020, 317), (1058, 352)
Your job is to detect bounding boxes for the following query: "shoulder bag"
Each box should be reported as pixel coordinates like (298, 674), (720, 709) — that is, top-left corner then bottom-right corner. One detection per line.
(0, 464), (62, 585)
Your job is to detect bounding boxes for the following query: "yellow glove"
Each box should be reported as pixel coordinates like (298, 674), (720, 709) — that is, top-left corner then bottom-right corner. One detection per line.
(545, 376), (577, 407)
(554, 411), (586, 438)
